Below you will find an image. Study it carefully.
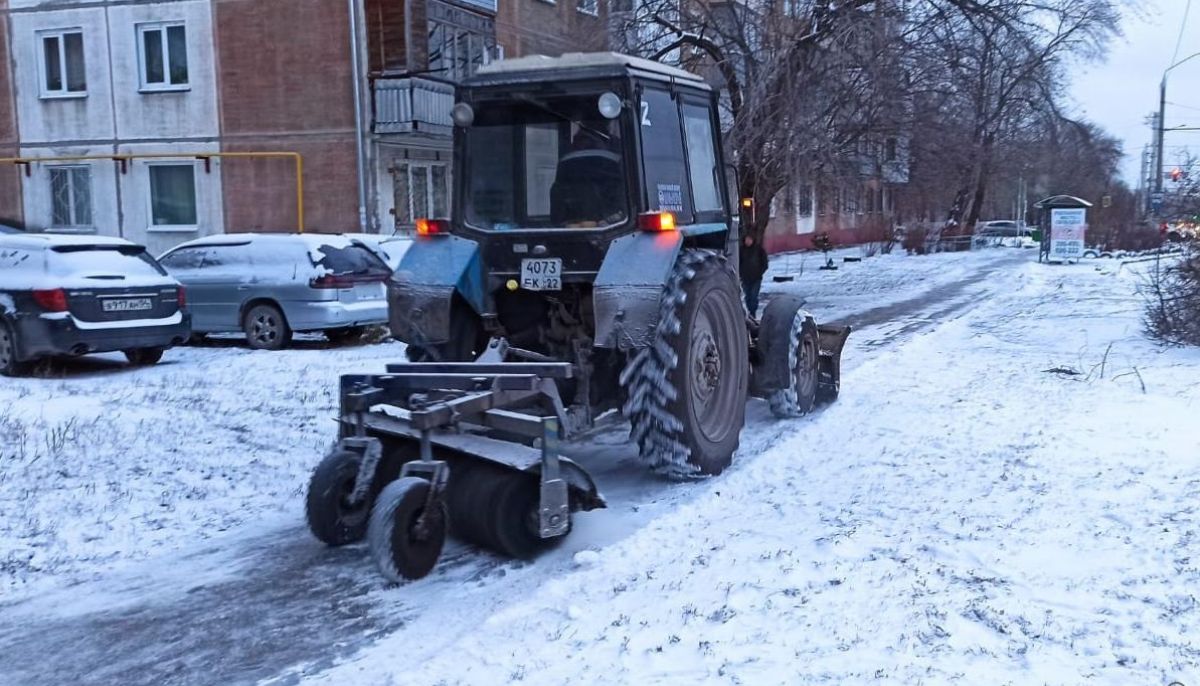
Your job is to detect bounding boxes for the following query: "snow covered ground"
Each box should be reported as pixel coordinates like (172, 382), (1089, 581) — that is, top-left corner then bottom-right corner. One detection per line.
(305, 255), (1200, 685)
(2, 247), (1197, 686)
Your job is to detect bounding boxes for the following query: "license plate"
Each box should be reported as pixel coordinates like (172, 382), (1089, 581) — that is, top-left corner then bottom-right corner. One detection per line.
(520, 258), (562, 291)
(101, 298), (153, 313)
(354, 283), (380, 301)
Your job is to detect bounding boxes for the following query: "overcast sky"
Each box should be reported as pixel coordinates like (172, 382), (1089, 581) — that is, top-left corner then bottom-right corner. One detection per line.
(1069, 0), (1200, 185)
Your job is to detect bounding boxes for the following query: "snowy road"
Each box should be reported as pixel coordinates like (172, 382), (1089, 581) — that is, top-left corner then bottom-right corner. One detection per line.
(0, 248), (1096, 686)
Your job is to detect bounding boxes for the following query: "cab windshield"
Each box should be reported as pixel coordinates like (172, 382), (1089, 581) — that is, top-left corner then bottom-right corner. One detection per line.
(463, 95), (628, 231)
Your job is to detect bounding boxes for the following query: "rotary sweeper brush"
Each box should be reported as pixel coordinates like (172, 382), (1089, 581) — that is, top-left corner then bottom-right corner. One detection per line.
(304, 53), (850, 581)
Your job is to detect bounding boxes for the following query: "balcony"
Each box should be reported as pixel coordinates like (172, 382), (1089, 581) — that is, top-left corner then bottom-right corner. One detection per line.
(373, 77), (455, 136)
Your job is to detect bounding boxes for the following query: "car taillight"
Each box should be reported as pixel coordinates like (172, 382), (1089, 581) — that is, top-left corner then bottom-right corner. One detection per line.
(32, 288), (68, 312)
(177, 286), (186, 309)
(638, 211), (676, 233)
(415, 218), (450, 236)
(310, 274), (354, 289)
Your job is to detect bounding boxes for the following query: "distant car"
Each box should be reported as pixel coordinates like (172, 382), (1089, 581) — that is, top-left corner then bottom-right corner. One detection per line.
(0, 234), (190, 376)
(159, 233), (392, 350)
(974, 220), (1035, 248)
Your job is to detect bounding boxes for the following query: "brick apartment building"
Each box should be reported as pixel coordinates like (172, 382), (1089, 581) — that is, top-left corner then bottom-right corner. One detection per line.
(0, 0), (607, 254)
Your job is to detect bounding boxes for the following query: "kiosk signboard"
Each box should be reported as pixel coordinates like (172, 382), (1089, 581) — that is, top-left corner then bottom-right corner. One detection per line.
(1050, 208), (1086, 260)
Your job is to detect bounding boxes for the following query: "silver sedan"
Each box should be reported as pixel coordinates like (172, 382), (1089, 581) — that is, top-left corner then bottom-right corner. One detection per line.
(159, 233), (391, 349)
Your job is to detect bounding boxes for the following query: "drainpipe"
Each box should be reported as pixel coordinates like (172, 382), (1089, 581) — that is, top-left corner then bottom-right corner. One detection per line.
(348, 0), (370, 232)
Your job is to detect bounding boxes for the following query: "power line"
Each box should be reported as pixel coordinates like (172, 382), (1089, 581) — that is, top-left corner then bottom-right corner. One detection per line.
(1172, 0), (1193, 68)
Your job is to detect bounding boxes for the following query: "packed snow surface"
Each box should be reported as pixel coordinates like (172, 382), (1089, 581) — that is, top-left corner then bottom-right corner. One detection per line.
(308, 254), (1199, 686)
(1, 247), (1197, 686)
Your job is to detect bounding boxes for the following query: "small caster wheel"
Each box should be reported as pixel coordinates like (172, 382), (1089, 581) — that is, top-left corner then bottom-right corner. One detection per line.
(368, 477), (448, 582)
(306, 448), (372, 546)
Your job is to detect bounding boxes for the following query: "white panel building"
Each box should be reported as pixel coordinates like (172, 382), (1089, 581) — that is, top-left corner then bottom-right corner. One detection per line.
(7, 0), (223, 255)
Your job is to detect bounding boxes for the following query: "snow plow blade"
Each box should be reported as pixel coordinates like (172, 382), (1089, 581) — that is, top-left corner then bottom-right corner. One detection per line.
(816, 324), (851, 404)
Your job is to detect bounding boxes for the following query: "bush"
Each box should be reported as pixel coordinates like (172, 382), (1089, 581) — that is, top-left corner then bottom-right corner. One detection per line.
(1144, 245), (1200, 345)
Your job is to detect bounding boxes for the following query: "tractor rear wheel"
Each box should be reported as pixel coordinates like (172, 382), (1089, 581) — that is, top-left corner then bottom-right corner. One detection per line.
(622, 250), (748, 478)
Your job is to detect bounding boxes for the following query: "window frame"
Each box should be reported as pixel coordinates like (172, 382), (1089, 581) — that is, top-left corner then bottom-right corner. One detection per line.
(146, 162), (200, 232)
(48, 165), (93, 229)
(136, 21), (190, 93)
(392, 160), (451, 229)
(37, 28), (87, 99)
(680, 98), (725, 221)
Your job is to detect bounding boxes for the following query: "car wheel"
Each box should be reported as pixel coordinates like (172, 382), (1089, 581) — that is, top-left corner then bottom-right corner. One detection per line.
(325, 326), (367, 346)
(243, 304), (292, 350)
(0, 319), (29, 377)
(124, 347), (164, 366)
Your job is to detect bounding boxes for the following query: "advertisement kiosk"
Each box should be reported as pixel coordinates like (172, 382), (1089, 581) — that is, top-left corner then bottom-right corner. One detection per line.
(1035, 195), (1092, 264)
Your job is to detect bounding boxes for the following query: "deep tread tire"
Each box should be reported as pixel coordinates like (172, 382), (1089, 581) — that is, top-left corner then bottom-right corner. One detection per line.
(622, 251), (749, 478)
(306, 449), (372, 546)
(123, 347), (164, 366)
(0, 319), (28, 377)
(243, 304), (292, 350)
(325, 326), (367, 346)
(758, 297), (821, 417)
(368, 477), (448, 582)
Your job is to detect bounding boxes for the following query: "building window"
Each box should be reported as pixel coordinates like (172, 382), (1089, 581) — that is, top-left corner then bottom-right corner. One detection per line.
(795, 185), (813, 218)
(577, 0), (598, 14)
(49, 166), (92, 227)
(392, 161), (450, 227)
(149, 164), (198, 227)
(137, 23), (188, 91)
(885, 137), (898, 162)
(427, 21), (495, 81)
(39, 29), (86, 97)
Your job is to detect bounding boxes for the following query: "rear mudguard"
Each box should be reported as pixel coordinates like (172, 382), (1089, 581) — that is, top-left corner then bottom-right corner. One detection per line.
(387, 234), (486, 346)
(592, 230), (684, 350)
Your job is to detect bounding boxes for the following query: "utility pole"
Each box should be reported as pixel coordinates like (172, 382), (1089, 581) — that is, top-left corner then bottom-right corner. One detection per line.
(1157, 52), (1200, 210)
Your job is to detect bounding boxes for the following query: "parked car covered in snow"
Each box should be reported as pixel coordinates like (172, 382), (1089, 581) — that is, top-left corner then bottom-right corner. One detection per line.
(341, 233), (412, 271)
(158, 234), (392, 350)
(0, 234), (190, 375)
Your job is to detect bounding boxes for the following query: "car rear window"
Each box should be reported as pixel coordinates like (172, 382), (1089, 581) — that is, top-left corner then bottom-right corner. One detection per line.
(314, 243), (389, 275)
(48, 246), (166, 278)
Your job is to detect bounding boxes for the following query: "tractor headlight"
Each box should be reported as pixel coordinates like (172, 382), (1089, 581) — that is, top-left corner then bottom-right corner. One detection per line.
(451, 102), (475, 128)
(597, 92), (622, 119)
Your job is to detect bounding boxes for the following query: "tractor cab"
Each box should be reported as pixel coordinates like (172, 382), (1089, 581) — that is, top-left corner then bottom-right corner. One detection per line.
(389, 53), (736, 360)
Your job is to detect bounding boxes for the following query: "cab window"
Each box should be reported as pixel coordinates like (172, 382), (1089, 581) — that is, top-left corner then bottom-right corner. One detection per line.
(638, 87), (694, 225)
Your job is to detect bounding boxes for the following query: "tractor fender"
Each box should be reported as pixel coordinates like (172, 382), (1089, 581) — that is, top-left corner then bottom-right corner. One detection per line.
(388, 235), (486, 345)
(592, 230), (684, 350)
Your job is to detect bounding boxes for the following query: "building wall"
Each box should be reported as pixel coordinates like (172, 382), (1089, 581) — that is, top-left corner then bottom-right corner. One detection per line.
(495, 0), (607, 57)
(213, 0), (362, 234)
(6, 0), (223, 246)
(0, 1), (24, 226)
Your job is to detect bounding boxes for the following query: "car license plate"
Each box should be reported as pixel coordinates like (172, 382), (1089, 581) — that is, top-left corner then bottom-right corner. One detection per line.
(354, 283), (379, 301)
(101, 298), (153, 313)
(520, 258), (561, 291)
